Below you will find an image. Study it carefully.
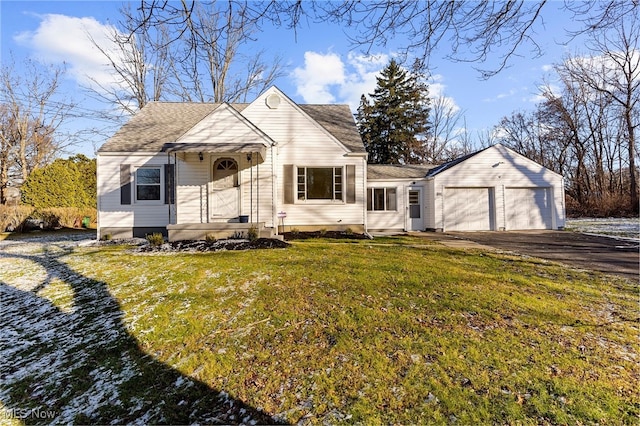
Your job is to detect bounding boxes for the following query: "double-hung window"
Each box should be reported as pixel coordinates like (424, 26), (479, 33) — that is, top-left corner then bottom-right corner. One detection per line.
(136, 167), (161, 201)
(367, 187), (397, 211)
(297, 167), (343, 201)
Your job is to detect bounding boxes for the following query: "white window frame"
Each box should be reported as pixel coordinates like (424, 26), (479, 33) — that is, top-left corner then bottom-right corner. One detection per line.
(135, 166), (163, 203)
(367, 187), (397, 211)
(296, 166), (344, 203)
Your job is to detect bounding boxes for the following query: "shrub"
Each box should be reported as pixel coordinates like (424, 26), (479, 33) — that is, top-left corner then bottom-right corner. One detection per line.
(146, 233), (165, 246)
(247, 225), (259, 241)
(205, 233), (217, 243)
(34, 207), (98, 229)
(21, 155), (96, 209)
(230, 231), (245, 240)
(101, 233), (112, 241)
(0, 205), (35, 232)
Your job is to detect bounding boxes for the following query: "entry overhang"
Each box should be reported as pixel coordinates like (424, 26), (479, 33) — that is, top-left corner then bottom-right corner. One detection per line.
(162, 142), (267, 161)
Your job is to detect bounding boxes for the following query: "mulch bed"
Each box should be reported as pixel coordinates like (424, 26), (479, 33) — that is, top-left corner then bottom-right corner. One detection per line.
(283, 231), (371, 240)
(106, 231), (370, 253)
(136, 238), (290, 253)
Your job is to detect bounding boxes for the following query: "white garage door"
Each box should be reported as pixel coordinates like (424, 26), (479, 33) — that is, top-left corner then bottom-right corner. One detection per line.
(505, 187), (553, 230)
(444, 187), (493, 231)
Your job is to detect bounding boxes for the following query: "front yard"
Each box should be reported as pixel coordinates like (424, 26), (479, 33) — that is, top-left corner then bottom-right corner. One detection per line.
(1, 235), (637, 424)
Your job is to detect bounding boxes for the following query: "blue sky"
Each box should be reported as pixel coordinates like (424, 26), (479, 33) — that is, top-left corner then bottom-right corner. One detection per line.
(1, 1), (588, 157)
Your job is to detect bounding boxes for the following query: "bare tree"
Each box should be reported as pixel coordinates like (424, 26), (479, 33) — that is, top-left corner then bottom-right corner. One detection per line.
(424, 95), (467, 162)
(560, 21), (639, 212)
(254, 1), (637, 79)
(0, 58), (74, 204)
(86, 3), (170, 116)
(88, 1), (286, 117)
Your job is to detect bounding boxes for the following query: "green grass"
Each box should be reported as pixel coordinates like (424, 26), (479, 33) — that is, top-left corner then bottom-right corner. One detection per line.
(2, 237), (637, 424)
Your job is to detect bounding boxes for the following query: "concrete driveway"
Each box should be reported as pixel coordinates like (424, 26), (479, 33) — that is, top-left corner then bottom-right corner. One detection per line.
(414, 231), (639, 281)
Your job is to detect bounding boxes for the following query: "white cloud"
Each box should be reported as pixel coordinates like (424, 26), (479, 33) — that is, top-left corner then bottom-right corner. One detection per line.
(292, 51), (346, 103)
(14, 13), (119, 89)
(428, 74), (446, 98)
(339, 53), (389, 109)
(427, 74), (461, 114)
(541, 64), (553, 73)
(292, 51), (464, 115)
(292, 51), (391, 109)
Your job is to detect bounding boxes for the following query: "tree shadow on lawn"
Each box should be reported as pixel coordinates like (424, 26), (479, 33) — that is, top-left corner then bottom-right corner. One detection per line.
(0, 249), (282, 424)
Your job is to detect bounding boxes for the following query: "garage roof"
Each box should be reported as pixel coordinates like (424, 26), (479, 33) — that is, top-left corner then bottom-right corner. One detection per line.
(367, 164), (437, 179)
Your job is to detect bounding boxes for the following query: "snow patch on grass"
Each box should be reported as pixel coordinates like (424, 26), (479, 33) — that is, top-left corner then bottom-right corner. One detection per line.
(566, 217), (639, 240)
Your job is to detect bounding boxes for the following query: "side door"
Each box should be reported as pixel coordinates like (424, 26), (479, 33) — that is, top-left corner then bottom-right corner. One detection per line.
(406, 187), (424, 231)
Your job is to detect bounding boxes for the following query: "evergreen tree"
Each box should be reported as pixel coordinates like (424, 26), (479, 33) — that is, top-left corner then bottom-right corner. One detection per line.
(356, 59), (430, 164)
(21, 155), (96, 208)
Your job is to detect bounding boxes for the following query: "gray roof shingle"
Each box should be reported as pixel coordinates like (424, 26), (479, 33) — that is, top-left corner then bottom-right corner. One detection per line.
(98, 101), (365, 153)
(298, 104), (366, 154)
(367, 164), (437, 180)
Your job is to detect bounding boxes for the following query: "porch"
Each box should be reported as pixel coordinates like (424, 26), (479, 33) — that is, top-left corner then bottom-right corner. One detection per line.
(162, 140), (276, 240)
(167, 222), (280, 242)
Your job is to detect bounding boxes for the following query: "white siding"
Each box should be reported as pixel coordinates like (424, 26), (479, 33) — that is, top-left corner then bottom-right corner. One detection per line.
(366, 180), (409, 231)
(431, 145), (565, 231)
(97, 153), (172, 229)
(425, 180), (436, 230)
(175, 152), (209, 224)
(178, 104), (268, 144)
(243, 89), (366, 229)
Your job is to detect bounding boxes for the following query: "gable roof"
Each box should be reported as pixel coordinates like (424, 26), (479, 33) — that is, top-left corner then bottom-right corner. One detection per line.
(99, 102), (218, 153)
(426, 146), (490, 177)
(98, 101), (365, 153)
(367, 164), (437, 180)
(298, 104), (365, 154)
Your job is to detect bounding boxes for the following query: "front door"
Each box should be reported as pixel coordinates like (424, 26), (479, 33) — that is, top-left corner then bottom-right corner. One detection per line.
(211, 158), (240, 221)
(407, 188), (424, 231)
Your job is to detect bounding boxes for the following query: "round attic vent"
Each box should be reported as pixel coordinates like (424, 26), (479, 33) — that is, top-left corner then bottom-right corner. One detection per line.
(266, 93), (281, 109)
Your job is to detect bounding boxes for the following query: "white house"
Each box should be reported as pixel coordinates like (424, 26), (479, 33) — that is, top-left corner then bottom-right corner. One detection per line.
(97, 87), (565, 241)
(97, 87), (368, 241)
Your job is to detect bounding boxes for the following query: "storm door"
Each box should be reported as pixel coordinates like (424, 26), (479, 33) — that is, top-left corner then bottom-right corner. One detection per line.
(407, 188), (424, 231)
(210, 158), (240, 220)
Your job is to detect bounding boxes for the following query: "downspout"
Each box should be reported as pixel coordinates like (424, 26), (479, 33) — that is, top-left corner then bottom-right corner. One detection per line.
(173, 152), (177, 225)
(363, 157), (367, 233)
(96, 155), (101, 240)
(502, 184), (506, 230)
(167, 151), (171, 225)
(249, 153), (253, 223)
(256, 152), (260, 224)
(271, 144), (278, 235)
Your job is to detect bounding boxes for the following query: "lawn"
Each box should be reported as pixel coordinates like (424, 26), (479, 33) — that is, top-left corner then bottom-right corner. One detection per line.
(0, 235), (637, 424)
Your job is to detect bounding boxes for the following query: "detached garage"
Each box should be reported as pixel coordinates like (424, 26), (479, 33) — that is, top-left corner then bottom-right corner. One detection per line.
(426, 144), (565, 232)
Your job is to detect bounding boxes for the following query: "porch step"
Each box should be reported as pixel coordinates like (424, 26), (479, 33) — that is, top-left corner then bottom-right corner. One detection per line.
(167, 222), (281, 242)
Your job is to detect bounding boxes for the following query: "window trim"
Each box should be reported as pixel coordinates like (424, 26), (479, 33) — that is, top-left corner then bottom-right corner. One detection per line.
(296, 166), (345, 203)
(135, 166), (163, 203)
(367, 187), (398, 211)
